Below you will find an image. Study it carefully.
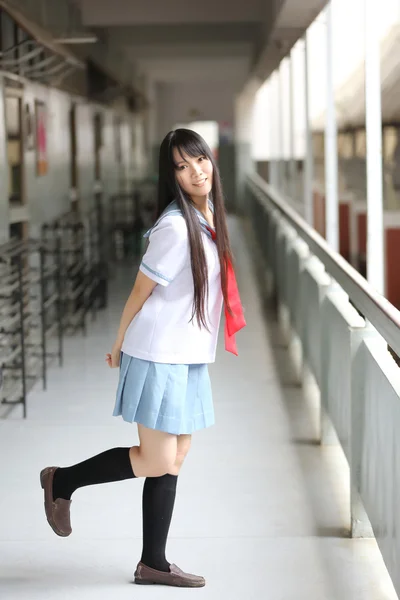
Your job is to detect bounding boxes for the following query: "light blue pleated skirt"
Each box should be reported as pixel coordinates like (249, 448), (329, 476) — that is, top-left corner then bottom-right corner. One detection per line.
(112, 352), (215, 435)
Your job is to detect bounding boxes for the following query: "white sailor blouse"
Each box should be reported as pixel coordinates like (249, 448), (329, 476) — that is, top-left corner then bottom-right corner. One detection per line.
(121, 201), (224, 364)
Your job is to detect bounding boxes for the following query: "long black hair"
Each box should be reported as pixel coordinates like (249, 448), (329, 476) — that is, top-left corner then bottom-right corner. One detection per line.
(157, 128), (233, 328)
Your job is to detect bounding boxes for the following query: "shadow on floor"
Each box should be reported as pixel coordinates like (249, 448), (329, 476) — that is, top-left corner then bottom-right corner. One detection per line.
(242, 217), (351, 542)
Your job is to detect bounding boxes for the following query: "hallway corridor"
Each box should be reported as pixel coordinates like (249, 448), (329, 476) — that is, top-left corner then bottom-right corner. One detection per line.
(0, 219), (396, 599)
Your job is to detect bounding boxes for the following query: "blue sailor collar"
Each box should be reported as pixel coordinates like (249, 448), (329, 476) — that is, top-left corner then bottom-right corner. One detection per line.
(144, 199), (215, 240)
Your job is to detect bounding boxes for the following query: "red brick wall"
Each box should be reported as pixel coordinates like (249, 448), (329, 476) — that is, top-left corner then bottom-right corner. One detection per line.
(386, 228), (400, 310)
(339, 203), (350, 261)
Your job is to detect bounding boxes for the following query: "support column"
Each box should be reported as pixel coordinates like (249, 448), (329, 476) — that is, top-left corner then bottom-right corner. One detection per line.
(235, 77), (260, 213)
(143, 76), (158, 175)
(324, 1), (339, 251)
(303, 34), (314, 226)
(289, 51), (296, 202)
(365, 0), (384, 294)
(278, 65), (285, 193)
(269, 72), (279, 189)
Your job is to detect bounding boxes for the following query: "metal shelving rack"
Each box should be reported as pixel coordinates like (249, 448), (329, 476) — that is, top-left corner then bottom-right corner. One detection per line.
(94, 191), (109, 309)
(84, 205), (101, 320)
(84, 191), (108, 314)
(0, 241), (27, 416)
(42, 212), (87, 335)
(0, 239), (63, 418)
(33, 239), (64, 389)
(109, 184), (157, 261)
(42, 199), (110, 336)
(109, 191), (138, 261)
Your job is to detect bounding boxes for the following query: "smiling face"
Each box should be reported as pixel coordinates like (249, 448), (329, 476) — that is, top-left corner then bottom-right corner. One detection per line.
(173, 147), (213, 200)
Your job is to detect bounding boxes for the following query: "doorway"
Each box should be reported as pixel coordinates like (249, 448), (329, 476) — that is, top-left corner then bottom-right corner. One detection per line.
(173, 120), (219, 159)
(6, 90), (23, 208)
(69, 103), (78, 208)
(5, 83), (27, 240)
(94, 112), (103, 184)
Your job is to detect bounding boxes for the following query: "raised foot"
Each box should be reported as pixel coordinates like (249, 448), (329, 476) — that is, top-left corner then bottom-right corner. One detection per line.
(40, 466), (72, 537)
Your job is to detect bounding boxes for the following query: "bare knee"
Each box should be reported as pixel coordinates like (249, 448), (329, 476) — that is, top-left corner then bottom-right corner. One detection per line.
(169, 436), (192, 475)
(167, 452), (187, 476)
(175, 449), (188, 470)
(149, 455), (175, 477)
(130, 445), (175, 477)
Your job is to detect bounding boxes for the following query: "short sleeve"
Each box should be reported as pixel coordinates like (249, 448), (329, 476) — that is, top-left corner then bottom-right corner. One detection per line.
(139, 216), (189, 286)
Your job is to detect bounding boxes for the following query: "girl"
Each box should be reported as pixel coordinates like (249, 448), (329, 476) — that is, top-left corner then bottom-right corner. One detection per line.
(40, 128), (245, 588)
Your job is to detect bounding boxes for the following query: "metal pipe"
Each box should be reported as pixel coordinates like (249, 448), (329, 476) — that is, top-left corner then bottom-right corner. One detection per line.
(365, 0), (384, 294)
(324, 2), (339, 251)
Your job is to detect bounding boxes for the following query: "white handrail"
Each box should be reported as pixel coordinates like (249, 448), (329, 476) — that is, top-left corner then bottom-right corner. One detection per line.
(247, 172), (400, 356)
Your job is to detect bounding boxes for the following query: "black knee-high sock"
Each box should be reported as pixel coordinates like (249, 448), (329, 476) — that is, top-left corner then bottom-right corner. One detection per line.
(140, 474), (178, 572)
(52, 447), (135, 501)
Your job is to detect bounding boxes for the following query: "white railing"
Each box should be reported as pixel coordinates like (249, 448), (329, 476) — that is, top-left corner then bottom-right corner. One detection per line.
(246, 172), (400, 595)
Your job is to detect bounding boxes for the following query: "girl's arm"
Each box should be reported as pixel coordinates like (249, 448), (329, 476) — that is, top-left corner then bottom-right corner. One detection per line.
(115, 270), (157, 346)
(106, 271), (157, 368)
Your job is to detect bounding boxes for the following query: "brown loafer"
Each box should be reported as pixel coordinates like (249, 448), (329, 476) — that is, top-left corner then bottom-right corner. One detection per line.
(40, 466), (72, 537)
(134, 562), (205, 587)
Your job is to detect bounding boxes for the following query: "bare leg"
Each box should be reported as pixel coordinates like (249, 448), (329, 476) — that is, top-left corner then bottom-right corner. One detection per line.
(169, 434), (192, 475)
(129, 424), (178, 477)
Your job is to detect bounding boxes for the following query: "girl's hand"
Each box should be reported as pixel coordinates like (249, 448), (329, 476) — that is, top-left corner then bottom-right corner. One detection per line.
(106, 344), (121, 368)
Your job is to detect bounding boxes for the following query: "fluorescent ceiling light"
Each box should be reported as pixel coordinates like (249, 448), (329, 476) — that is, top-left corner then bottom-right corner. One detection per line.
(53, 34), (98, 44)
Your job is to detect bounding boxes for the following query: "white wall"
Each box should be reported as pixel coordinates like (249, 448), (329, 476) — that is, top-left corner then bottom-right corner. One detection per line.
(173, 121), (219, 152)
(156, 81), (236, 140)
(75, 101), (96, 209)
(120, 119), (134, 190)
(0, 76), (137, 241)
(100, 108), (123, 201)
(76, 103), (134, 206)
(235, 78), (260, 211)
(24, 83), (72, 238)
(131, 115), (147, 179)
(24, 87), (125, 234)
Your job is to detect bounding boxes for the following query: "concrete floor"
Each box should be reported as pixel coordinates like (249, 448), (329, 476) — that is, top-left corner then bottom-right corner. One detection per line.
(0, 219), (398, 599)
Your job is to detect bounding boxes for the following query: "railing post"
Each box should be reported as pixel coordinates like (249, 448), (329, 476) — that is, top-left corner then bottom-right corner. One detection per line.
(350, 327), (379, 538)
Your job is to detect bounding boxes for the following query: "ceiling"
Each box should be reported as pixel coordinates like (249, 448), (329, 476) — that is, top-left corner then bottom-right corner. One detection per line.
(78, 0), (265, 26)
(76, 0), (327, 94)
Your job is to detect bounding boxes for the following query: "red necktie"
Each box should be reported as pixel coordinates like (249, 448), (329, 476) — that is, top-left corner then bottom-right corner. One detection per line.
(206, 227), (246, 356)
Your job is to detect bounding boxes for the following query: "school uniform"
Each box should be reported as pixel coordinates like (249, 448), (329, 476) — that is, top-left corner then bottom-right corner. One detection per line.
(113, 200), (224, 435)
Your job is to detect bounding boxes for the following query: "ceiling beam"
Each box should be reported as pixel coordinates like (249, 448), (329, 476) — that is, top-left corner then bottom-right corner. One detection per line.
(79, 0), (264, 26)
(121, 43), (253, 61)
(135, 56), (250, 85)
(104, 22), (261, 46)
